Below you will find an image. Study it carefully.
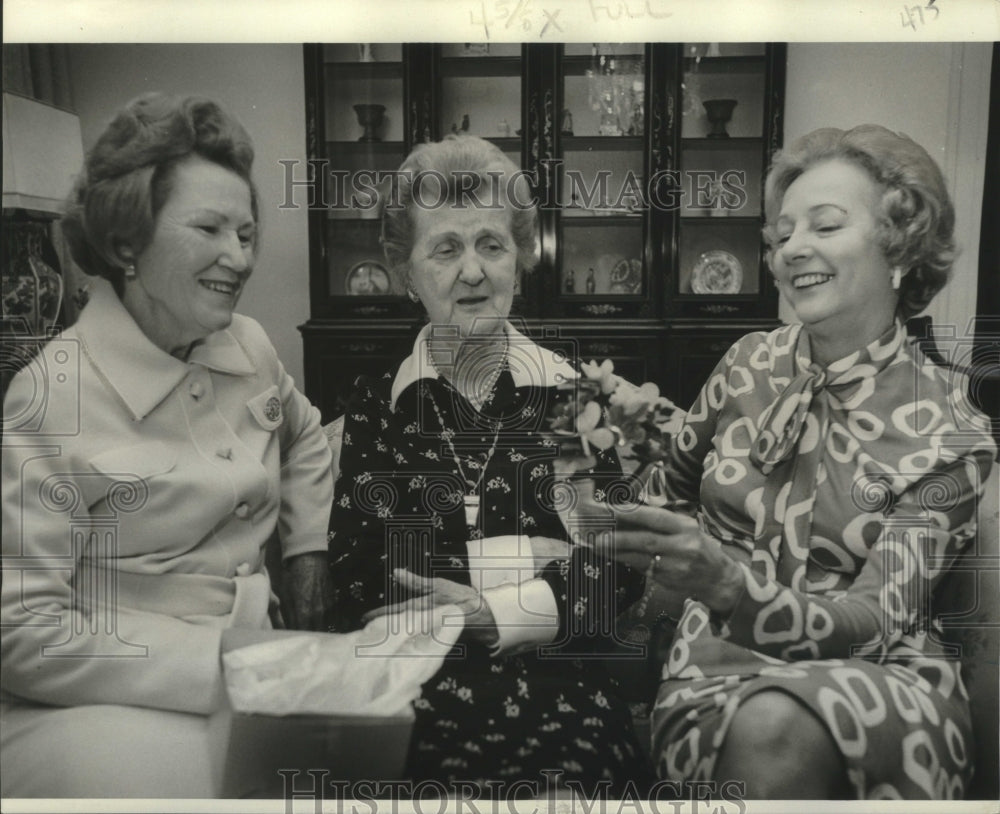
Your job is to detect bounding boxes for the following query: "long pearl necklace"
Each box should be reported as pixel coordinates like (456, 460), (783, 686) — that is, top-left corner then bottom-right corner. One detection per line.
(425, 339), (508, 530)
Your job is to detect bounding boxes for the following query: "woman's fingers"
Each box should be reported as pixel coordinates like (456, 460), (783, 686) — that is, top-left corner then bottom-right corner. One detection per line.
(392, 568), (477, 605)
(361, 595), (437, 624)
(529, 536), (574, 559)
(610, 550), (657, 572)
(361, 603), (396, 623)
(551, 453), (598, 477)
(609, 502), (699, 534)
(392, 568), (435, 595)
(602, 529), (674, 556)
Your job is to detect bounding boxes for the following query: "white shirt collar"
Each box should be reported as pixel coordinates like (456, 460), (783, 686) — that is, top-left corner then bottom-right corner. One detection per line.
(389, 321), (579, 412)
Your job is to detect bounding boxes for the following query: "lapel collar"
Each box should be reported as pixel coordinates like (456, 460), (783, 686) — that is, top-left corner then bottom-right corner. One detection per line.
(187, 323), (256, 376)
(77, 282), (255, 421)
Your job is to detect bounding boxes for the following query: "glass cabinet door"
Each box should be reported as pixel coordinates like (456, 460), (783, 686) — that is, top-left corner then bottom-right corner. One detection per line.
(302, 42), (787, 422)
(552, 44), (650, 318)
(668, 42), (781, 319)
(308, 43), (420, 319)
(436, 43), (522, 155)
(434, 44), (530, 307)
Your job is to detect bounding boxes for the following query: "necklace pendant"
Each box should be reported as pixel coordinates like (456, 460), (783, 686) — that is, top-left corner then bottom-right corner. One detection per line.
(463, 493), (480, 527)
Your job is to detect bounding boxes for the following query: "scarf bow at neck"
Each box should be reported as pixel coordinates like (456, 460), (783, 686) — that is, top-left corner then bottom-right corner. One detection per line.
(749, 323), (905, 472)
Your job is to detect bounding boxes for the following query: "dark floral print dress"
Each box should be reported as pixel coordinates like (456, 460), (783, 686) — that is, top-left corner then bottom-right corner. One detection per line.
(650, 322), (996, 800)
(327, 326), (654, 795)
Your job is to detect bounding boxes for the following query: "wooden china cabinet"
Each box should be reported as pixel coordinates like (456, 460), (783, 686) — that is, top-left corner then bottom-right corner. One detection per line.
(300, 42), (787, 422)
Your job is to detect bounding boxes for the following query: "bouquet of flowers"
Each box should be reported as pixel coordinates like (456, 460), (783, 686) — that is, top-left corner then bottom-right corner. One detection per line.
(547, 359), (684, 505)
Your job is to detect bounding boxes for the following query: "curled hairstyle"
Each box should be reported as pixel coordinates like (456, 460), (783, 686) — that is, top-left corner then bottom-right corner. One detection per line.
(62, 92), (258, 290)
(380, 135), (538, 292)
(763, 124), (956, 319)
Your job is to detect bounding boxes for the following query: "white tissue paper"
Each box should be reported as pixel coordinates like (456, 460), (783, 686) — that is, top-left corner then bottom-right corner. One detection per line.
(221, 605), (464, 718)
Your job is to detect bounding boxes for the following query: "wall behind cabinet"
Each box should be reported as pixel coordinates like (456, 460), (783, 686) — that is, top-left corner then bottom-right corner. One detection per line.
(783, 42), (990, 335)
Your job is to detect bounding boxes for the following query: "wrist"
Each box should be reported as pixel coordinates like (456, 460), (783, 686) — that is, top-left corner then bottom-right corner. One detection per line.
(458, 596), (499, 647)
(703, 556), (744, 617)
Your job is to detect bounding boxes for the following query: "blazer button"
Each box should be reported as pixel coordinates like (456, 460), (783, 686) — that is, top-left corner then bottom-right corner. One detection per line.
(235, 562), (251, 576)
(216, 448), (233, 460)
(234, 502), (250, 519)
(189, 381), (205, 400)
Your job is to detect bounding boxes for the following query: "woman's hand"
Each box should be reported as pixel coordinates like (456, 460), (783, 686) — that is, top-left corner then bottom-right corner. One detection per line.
(529, 536), (575, 573)
(608, 504), (745, 616)
(362, 569), (499, 647)
(281, 551), (332, 631)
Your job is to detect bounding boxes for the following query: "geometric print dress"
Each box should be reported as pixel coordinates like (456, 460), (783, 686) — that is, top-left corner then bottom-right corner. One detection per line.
(650, 321), (996, 799)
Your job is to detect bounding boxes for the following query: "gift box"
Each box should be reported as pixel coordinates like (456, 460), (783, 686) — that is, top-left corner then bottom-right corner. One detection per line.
(210, 613), (462, 798)
(211, 705), (413, 798)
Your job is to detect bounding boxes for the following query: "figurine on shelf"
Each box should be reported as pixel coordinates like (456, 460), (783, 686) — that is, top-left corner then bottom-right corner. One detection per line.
(451, 114), (470, 135)
(497, 118), (511, 137)
(561, 108), (574, 136)
(599, 92), (621, 137)
(565, 268), (576, 293)
(586, 267), (596, 294)
(353, 103), (386, 142)
(628, 79), (644, 136)
(682, 45), (703, 117)
(703, 99), (737, 138)
(587, 44), (601, 112)
(358, 43), (374, 62)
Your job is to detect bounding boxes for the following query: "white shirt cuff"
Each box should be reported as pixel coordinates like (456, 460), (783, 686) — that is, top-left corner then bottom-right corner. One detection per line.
(481, 579), (559, 656)
(465, 534), (535, 591)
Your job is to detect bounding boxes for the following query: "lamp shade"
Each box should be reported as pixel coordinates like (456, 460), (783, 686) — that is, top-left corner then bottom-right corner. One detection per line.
(2, 92), (84, 215)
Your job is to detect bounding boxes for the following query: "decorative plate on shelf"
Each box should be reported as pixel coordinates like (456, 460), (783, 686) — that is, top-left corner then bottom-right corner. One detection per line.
(609, 258), (643, 295)
(345, 261), (391, 296)
(691, 250), (742, 295)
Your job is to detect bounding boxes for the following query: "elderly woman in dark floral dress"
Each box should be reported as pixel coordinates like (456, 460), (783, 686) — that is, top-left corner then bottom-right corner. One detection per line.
(327, 135), (652, 795)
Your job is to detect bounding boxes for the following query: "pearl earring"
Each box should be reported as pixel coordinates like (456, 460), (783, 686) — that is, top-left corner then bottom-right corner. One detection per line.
(891, 267), (902, 290)
(407, 287), (420, 303)
(124, 263), (137, 279)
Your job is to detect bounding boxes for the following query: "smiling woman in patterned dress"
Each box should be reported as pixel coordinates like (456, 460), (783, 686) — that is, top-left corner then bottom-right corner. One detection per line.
(601, 125), (995, 799)
(327, 135), (652, 795)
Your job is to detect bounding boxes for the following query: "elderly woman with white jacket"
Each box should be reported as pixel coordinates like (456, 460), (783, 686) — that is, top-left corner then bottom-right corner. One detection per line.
(0, 93), (334, 797)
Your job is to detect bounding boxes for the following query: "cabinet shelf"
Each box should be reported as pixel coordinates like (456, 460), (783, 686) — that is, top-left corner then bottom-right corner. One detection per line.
(483, 136), (521, 151)
(679, 216), (764, 226)
(683, 55), (765, 74)
(323, 61), (404, 79)
(562, 135), (644, 152)
(562, 54), (645, 77)
(439, 56), (522, 77)
(325, 140), (405, 153)
(681, 137), (763, 150)
(562, 212), (643, 224)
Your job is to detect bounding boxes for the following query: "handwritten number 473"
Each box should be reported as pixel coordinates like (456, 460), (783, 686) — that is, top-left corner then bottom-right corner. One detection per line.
(901, 1), (940, 30)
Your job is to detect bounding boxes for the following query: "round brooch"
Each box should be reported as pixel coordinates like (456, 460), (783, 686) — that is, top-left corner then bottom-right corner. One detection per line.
(263, 396), (282, 422)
